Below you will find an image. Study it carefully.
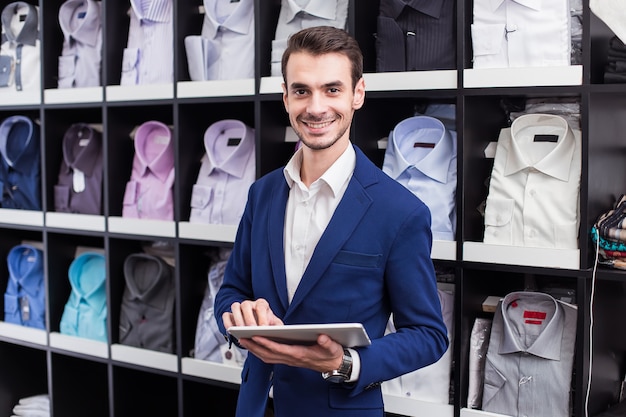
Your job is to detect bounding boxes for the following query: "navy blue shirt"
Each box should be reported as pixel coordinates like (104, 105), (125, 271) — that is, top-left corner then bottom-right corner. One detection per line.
(4, 243), (45, 329)
(376, 0), (456, 72)
(0, 115), (41, 210)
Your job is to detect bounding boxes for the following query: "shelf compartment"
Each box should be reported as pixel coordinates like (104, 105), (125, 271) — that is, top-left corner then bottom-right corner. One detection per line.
(49, 332), (108, 358)
(177, 79), (255, 98)
(44, 87), (104, 104)
(463, 65), (583, 88)
(0, 322), (46, 346)
(463, 242), (580, 269)
(107, 217), (176, 238)
(181, 357), (242, 385)
(45, 213), (106, 232)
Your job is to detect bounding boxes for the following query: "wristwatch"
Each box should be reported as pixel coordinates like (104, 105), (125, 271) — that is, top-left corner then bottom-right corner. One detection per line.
(322, 349), (353, 383)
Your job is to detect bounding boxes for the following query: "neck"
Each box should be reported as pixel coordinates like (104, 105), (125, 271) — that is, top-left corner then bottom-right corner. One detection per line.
(300, 140), (350, 187)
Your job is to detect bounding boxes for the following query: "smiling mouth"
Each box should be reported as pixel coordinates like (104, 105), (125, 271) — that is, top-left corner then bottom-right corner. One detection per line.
(303, 120), (333, 129)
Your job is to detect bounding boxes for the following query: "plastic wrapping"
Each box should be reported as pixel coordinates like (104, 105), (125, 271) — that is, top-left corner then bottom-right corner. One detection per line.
(467, 317), (493, 409)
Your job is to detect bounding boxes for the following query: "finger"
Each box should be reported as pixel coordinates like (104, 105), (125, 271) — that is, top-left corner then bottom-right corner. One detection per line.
(254, 299), (271, 325)
(230, 302), (245, 326)
(240, 300), (260, 325)
(222, 312), (235, 329)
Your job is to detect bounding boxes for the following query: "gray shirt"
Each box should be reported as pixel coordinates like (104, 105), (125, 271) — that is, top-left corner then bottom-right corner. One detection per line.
(119, 253), (175, 353)
(482, 291), (577, 417)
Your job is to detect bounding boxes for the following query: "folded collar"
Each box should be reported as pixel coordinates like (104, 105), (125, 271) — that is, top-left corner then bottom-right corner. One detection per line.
(202, 0), (254, 38)
(62, 124), (102, 177)
(68, 252), (107, 312)
(384, 0), (445, 19)
(123, 253), (172, 310)
(1, 2), (38, 46)
(58, 0), (101, 47)
(133, 121), (174, 183)
(130, 0), (172, 23)
(489, 0), (542, 12)
(7, 244), (43, 297)
(504, 114), (575, 182)
(385, 116), (455, 183)
(0, 115), (39, 173)
(283, 0), (337, 23)
(203, 119), (255, 178)
(498, 292), (563, 360)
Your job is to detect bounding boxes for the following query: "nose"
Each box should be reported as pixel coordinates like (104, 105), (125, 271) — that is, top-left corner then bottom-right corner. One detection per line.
(306, 92), (327, 115)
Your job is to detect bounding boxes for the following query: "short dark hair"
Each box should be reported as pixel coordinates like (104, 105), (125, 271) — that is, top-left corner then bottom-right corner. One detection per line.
(281, 26), (364, 89)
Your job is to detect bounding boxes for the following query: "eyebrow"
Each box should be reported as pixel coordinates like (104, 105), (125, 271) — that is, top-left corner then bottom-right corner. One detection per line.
(289, 80), (345, 90)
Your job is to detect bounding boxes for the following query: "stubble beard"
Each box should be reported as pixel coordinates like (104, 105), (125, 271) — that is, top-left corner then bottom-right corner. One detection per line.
(293, 115), (350, 151)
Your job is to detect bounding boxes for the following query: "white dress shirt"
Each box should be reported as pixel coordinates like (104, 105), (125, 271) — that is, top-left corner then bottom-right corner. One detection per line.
(0, 2), (40, 93)
(121, 0), (173, 85)
(270, 0), (349, 76)
(283, 143), (360, 381)
(382, 289), (454, 403)
(382, 115), (457, 241)
(185, 0), (254, 81)
(471, 0), (571, 68)
(483, 114), (581, 249)
(189, 119), (256, 225)
(58, 0), (102, 88)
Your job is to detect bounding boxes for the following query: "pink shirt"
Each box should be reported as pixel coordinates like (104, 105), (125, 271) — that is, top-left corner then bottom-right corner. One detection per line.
(122, 120), (174, 220)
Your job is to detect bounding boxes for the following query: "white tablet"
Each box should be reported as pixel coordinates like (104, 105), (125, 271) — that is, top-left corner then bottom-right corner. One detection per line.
(227, 323), (371, 347)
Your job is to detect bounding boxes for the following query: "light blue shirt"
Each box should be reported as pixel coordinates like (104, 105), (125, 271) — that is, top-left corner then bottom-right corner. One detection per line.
(58, 0), (103, 88)
(4, 244), (45, 329)
(382, 115), (457, 240)
(121, 0), (173, 85)
(59, 252), (107, 342)
(184, 0), (254, 81)
(189, 119), (255, 225)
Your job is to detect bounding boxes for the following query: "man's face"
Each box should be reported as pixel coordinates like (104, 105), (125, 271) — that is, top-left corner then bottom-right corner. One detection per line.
(282, 52), (365, 151)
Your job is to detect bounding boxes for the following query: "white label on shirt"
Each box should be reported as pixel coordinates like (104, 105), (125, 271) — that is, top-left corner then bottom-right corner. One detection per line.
(79, 139), (90, 147)
(73, 168), (86, 193)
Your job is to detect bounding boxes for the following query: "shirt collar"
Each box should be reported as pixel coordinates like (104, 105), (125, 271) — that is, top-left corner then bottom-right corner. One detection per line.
(7, 244), (43, 297)
(504, 114), (575, 182)
(203, 119), (255, 178)
(58, 0), (101, 47)
(0, 115), (38, 173)
(490, 0), (542, 12)
(385, 116), (455, 183)
(284, 143), (356, 198)
(123, 254), (172, 310)
(498, 292), (563, 360)
(133, 121), (174, 183)
(1, 2), (38, 46)
(68, 252), (107, 312)
(130, 0), (172, 23)
(62, 124), (102, 177)
(202, 0), (254, 38)
(283, 0), (337, 23)
(385, 0), (445, 19)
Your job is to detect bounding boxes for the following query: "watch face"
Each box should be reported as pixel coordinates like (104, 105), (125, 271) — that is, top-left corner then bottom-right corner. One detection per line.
(324, 374), (347, 383)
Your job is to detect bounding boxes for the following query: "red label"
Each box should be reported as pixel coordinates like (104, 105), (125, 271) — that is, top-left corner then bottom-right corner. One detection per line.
(525, 319), (543, 325)
(523, 311), (547, 320)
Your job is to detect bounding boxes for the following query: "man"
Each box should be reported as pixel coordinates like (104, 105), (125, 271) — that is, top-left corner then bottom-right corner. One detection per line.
(214, 25), (448, 417)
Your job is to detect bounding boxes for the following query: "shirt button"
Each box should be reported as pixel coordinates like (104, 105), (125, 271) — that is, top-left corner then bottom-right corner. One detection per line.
(529, 190), (536, 197)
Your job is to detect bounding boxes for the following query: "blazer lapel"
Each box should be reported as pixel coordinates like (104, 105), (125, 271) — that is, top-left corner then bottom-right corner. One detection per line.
(268, 180), (290, 312)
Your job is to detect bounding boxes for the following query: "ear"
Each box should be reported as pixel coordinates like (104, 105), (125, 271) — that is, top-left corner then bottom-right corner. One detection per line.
(282, 82), (289, 112)
(352, 77), (365, 110)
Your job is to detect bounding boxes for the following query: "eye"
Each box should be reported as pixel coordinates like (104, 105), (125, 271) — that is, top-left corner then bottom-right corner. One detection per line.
(328, 87), (340, 94)
(293, 89), (308, 96)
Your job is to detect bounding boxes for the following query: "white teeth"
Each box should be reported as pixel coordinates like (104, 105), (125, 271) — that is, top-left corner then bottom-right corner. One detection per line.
(306, 121), (331, 129)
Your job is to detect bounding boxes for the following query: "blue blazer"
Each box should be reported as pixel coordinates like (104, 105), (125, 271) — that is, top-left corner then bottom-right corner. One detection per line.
(215, 145), (448, 417)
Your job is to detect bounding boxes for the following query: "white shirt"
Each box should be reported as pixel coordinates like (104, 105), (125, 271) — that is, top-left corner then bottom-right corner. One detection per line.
(382, 116), (457, 241)
(185, 0), (254, 81)
(58, 0), (103, 88)
(471, 0), (571, 68)
(483, 113), (581, 249)
(189, 119), (256, 225)
(0, 2), (40, 93)
(121, 0), (173, 85)
(283, 144), (354, 302)
(283, 143), (360, 381)
(270, 0), (349, 76)
(382, 289), (454, 403)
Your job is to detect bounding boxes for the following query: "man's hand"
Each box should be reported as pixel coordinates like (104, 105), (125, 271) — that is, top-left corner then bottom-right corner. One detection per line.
(221, 298), (344, 373)
(240, 334), (344, 374)
(222, 298), (284, 327)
